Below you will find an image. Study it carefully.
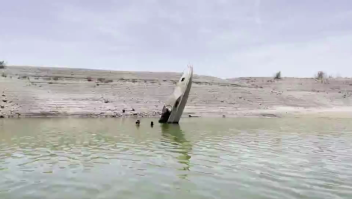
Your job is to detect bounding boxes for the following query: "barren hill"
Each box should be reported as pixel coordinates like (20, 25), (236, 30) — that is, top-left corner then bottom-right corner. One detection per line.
(1, 66), (352, 118)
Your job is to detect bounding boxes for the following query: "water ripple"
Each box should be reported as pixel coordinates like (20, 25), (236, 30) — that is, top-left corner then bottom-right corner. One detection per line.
(1, 118), (352, 199)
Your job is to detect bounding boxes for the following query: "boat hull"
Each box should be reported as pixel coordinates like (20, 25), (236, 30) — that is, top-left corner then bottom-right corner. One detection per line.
(159, 66), (193, 124)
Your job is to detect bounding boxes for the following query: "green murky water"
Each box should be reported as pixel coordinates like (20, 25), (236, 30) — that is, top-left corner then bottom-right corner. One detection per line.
(0, 118), (352, 199)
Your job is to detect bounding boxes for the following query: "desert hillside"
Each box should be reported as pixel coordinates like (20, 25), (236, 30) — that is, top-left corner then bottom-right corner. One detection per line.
(1, 66), (352, 118)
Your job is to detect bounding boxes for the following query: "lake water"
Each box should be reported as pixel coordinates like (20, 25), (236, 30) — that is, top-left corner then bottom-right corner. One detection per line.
(0, 118), (352, 199)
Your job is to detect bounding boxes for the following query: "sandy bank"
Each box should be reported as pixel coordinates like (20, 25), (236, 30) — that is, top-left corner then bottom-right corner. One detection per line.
(1, 66), (352, 118)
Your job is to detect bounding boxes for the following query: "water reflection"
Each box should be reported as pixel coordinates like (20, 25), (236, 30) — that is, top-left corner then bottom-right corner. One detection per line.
(1, 118), (352, 199)
(161, 124), (192, 175)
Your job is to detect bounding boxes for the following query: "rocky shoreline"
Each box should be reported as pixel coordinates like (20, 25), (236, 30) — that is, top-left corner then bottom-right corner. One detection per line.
(1, 66), (352, 119)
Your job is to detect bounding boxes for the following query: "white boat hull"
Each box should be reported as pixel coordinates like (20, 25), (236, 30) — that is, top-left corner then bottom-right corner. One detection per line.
(159, 66), (193, 124)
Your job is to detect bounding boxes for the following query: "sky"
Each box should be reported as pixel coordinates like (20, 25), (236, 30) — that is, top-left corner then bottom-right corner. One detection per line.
(0, 0), (351, 78)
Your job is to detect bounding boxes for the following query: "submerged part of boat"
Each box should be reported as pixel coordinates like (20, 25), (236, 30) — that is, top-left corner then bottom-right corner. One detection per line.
(159, 66), (193, 124)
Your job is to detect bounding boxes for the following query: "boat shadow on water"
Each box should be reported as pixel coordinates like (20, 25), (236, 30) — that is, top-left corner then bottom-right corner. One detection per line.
(161, 124), (192, 179)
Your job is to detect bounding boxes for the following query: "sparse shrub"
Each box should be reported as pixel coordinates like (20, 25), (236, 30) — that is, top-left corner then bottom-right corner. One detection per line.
(274, 71), (282, 80)
(1, 73), (7, 77)
(87, 77), (93, 82)
(0, 61), (5, 69)
(97, 77), (106, 82)
(97, 77), (113, 83)
(315, 71), (326, 80)
(104, 79), (113, 83)
(52, 76), (59, 81)
(20, 75), (28, 79)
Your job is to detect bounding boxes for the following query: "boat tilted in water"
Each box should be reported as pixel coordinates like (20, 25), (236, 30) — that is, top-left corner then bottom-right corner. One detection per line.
(159, 66), (193, 124)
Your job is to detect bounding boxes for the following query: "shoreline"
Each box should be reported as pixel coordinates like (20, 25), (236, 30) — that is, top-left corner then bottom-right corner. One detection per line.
(1, 107), (351, 119)
(1, 66), (352, 119)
